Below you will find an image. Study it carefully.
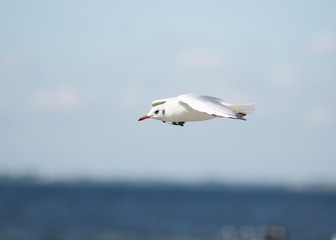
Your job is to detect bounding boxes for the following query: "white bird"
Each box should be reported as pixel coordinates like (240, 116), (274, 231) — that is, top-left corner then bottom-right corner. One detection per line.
(138, 94), (255, 126)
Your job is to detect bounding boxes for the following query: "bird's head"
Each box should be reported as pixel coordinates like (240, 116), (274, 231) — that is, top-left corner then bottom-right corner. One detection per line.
(138, 105), (166, 121)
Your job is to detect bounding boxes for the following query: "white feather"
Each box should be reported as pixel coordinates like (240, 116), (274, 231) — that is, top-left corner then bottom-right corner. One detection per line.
(224, 103), (255, 115)
(178, 94), (239, 119)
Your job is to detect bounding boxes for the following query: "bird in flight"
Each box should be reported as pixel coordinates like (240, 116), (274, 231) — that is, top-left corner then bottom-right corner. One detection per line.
(138, 94), (255, 126)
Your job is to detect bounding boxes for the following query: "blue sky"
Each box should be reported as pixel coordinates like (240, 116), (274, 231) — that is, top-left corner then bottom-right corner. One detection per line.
(1, 1), (336, 185)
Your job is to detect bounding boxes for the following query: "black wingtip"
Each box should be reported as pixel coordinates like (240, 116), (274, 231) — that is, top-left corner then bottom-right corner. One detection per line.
(237, 113), (247, 121)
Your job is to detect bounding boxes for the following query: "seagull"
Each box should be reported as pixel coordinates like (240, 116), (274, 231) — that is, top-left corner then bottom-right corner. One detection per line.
(138, 94), (255, 126)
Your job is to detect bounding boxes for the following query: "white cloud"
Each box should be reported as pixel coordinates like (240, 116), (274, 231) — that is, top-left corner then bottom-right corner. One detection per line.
(306, 104), (334, 127)
(305, 32), (336, 57)
(270, 64), (301, 89)
(176, 46), (228, 73)
(27, 86), (84, 111)
(127, 64), (167, 84)
(116, 87), (146, 109)
(0, 55), (27, 86)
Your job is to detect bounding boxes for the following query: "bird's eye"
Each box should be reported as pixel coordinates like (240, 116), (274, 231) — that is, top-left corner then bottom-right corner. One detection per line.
(154, 110), (159, 114)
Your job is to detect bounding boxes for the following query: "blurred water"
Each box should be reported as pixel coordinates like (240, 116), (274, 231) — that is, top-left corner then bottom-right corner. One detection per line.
(0, 181), (335, 240)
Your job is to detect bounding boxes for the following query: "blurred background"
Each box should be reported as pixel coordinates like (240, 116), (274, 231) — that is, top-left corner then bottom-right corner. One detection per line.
(0, 1), (336, 240)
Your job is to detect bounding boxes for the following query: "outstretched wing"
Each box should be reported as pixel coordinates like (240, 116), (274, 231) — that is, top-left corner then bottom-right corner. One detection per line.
(178, 94), (245, 120)
(151, 98), (172, 107)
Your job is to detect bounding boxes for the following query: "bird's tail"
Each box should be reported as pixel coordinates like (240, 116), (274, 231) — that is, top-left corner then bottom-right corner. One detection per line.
(225, 103), (255, 115)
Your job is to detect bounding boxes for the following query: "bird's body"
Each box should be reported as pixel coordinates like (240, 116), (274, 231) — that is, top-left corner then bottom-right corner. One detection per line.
(158, 97), (216, 122)
(138, 94), (255, 126)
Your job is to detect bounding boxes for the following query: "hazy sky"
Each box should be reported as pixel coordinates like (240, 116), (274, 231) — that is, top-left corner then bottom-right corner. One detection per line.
(1, 1), (336, 185)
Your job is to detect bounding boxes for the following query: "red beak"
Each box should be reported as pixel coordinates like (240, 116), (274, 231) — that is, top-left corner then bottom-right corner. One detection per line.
(138, 115), (151, 121)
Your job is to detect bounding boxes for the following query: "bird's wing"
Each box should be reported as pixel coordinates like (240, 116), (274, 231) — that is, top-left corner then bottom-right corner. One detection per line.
(151, 98), (171, 107)
(178, 94), (242, 119)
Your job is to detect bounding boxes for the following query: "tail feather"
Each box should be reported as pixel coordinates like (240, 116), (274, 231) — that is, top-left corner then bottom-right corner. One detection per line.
(225, 103), (255, 115)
